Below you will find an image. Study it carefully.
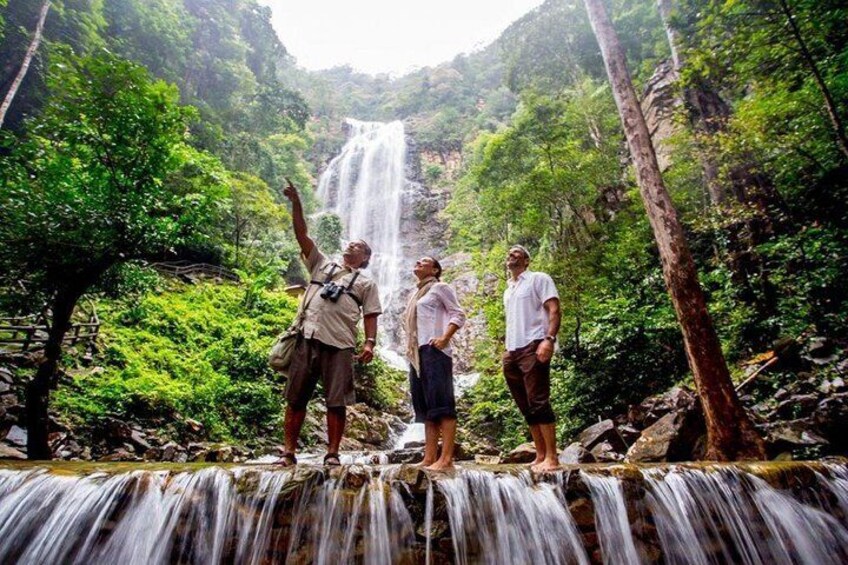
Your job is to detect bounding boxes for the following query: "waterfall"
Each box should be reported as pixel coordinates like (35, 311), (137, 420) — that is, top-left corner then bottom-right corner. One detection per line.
(316, 119), (410, 351)
(1, 462), (847, 564)
(437, 470), (589, 565)
(581, 472), (641, 565)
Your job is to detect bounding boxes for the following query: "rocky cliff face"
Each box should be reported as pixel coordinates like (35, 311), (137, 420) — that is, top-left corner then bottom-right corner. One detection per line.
(640, 59), (682, 172)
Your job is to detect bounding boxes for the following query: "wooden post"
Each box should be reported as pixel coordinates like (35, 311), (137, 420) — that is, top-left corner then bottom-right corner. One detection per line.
(22, 327), (33, 352)
(583, 0), (766, 460)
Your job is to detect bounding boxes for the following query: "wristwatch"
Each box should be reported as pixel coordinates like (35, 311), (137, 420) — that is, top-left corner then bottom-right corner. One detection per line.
(544, 335), (557, 343)
(365, 337), (377, 345)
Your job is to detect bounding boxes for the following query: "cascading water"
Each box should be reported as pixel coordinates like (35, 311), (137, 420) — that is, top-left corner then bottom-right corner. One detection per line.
(581, 472), (642, 565)
(437, 470), (589, 565)
(316, 119), (409, 353)
(1, 461), (847, 564)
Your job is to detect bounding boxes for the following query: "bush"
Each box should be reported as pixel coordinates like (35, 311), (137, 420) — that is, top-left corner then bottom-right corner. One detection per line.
(54, 281), (299, 442)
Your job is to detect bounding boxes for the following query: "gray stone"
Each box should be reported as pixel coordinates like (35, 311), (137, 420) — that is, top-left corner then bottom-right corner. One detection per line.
(765, 419), (829, 451)
(388, 448), (424, 464)
(205, 445), (235, 463)
(161, 441), (179, 461)
(813, 394), (848, 447)
(559, 442), (596, 464)
(501, 442), (537, 464)
(0, 443), (26, 460)
(617, 425), (641, 445)
(5, 425), (27, 447)
(578, 420), (626, 452)
(590, 440), (624, 462)
(0, 394), (18, 408)
(103, 418), (132, 445)
(129, 430), (151, 452)
(0, 382), (10, 394)
(626, 409), (704, 463)
(775, 394), (819, 419)
(805, 337), (831, 358)
(774, 388), (790, 401)
(346, 403), (391, 447)
(0, 367), (13, 384)
(185, 418), (204, 433)
(97, 449), (139, 462)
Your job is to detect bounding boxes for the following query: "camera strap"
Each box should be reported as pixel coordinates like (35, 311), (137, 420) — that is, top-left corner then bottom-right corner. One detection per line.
(310, 264), (341, 287)
(342, 271), (363, 307)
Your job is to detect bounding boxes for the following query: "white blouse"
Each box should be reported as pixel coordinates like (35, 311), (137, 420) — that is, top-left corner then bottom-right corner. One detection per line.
(416, 282), (466, 357)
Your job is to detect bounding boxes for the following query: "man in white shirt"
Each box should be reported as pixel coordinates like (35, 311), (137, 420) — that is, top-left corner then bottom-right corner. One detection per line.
(502, 245), (561, 472)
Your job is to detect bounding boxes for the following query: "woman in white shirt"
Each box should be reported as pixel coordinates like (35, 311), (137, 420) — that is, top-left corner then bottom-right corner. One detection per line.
(403, 256), (466, 470)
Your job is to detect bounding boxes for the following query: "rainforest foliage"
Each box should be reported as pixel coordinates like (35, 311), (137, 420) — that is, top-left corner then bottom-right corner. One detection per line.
(1, 0), (846, 450)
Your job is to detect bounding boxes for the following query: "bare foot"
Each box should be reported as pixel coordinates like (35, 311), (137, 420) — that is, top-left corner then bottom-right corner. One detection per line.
(418, 459), (437, 467)
(529, 457), (544, 467)
(425, 460), (454, 472)
(531, 459), (560, 473)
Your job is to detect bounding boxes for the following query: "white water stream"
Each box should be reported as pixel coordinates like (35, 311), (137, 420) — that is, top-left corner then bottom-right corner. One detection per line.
(2, 463), (846, 564)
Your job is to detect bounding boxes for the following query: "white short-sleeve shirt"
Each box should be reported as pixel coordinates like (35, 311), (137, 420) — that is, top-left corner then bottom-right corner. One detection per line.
(503, 270), (559, 351)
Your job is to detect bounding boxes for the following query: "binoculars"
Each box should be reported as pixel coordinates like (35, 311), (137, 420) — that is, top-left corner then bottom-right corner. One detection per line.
(320, 282), (345, 302)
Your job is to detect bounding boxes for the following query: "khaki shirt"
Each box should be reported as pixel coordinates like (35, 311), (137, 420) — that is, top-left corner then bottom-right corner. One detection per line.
(299, 246), (381, 350)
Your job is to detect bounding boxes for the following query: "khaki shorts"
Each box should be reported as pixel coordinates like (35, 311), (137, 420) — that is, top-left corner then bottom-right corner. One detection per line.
(285, 336), (355, 409)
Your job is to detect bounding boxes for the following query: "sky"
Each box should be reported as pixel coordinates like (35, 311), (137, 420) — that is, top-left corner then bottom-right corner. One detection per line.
(258, 0), (546, 76)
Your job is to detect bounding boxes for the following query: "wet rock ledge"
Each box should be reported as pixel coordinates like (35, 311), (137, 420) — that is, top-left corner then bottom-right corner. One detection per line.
(0, 460), (846, 564)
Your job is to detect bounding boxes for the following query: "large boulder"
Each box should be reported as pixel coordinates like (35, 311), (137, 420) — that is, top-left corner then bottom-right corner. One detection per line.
(501, 442), (537, 464)
(387, 448), (424, 464)
(590, 441), (625, 462)
(813, 393), (848, 449)
(626, 409), (705, 463)
(0, 366), (13, 383)
(101, 418), (132, 447)
(345, 404), (391, 447)
(0, 444), (27, 460)
(764, 419), (829, 455)
(627, 386), (698, 429)
(560, 442), (596, 464)
(3, 425), (27, 448)
(578, 419), (627, 453)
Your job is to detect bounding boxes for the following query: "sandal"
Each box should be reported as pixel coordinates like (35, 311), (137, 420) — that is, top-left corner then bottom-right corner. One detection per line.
(323, 452), (342, 467)
(273, 451), (297, 467)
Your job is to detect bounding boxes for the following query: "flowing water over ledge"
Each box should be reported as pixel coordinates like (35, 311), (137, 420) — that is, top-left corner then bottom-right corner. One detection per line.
(0, 461), (846, 564)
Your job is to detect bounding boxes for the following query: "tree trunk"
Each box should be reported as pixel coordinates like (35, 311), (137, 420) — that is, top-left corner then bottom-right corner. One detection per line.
(25, 286), (79, 460)
(0, 0), (51, 129)
(583, 0), (766, 460)
(777, 0), (848, 161)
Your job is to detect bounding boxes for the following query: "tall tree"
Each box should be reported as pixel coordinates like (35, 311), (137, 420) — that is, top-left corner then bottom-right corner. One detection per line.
(776, 0), (848, 161)
(0, 0), (50, 128)
(0, 52), (225, 459)
(583, 0), (766, 460)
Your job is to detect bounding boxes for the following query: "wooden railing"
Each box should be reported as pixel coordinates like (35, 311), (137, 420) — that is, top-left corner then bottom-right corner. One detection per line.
(0, 307), (100, 353)
(151, 261), (240, 282)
